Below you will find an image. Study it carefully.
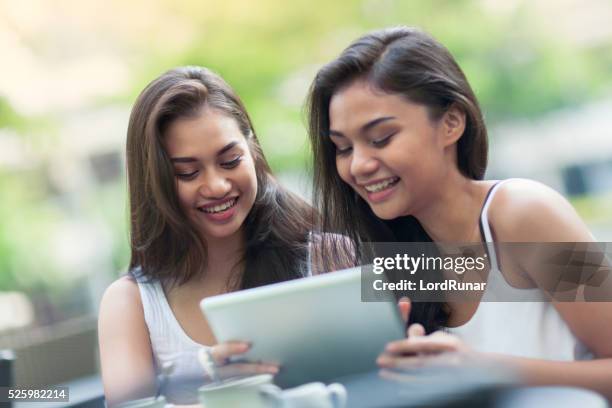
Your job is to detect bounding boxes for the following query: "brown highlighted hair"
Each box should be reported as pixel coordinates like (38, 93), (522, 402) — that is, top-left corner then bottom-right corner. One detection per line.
(127, 66), (313, 288)
(307, 27), (489, 332)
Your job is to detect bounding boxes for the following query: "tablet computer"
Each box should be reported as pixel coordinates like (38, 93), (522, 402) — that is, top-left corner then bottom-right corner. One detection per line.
(200, 267), (405, 388)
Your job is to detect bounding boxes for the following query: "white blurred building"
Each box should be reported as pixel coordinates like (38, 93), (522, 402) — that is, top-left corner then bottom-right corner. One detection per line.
(488, 98), (612, 196)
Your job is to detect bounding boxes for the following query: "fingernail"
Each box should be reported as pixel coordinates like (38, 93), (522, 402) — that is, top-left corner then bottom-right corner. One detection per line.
(270, 366), (280, 373)
(386, 344), (396, 352)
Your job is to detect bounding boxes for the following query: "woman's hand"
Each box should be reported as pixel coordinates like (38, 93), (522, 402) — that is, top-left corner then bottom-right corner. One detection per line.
(377, 298), (471, 370)
(378, 326), (471, 369)
(198, 341), (279, 381)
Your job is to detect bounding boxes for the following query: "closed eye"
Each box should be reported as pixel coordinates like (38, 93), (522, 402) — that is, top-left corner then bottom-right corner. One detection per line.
(335, 146), (353, 156)
(221, 155), (242, 169)
(331, 139), (353, 156)
(372, 132), (396, 147)
(176, 170), (198, 180)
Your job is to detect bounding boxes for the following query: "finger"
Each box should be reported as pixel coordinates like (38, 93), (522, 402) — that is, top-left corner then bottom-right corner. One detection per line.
(377, 352), (428, 369)
(378, 368), (419, 383)
(378, 352), (461, 370)
(216, 363), (279, 379)
(397, 297), (411, 323)
(407, 323), (425, 338)
(210, 341), (250, 364)
(385, 337), (460, 355)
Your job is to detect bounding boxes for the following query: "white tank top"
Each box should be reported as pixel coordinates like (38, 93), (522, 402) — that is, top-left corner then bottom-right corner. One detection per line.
(447, 180), (593, 361)
(137, 278), (209, 405)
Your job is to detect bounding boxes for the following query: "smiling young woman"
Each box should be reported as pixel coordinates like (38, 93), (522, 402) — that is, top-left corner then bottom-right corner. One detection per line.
(307, 26), (612, 399)
(164, 109), (258, 241)
(98, 67), (314, 406)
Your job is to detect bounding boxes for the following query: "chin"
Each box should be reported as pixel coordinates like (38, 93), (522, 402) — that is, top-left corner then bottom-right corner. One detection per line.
(190, 218), (241, 242)
(370, 204), (403, 221)
(205, 221), (243, 240)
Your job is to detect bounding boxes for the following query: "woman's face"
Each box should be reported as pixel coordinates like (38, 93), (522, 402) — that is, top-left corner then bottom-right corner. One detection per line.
(328, 80), (455, 220)
(164, 107), (258, 241)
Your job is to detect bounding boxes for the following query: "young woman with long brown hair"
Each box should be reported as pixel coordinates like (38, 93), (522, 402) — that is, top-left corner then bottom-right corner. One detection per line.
(307, 26), (612, 399)
(98, 66), (314, 406)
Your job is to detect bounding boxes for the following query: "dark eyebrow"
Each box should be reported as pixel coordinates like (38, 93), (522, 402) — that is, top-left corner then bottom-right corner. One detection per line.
(362, 116), (396, 132)
(170, 157), (197, 163)
(329, 116), (396, 138)
(217, 141), (239, 156)
(170, 141), (240, 163)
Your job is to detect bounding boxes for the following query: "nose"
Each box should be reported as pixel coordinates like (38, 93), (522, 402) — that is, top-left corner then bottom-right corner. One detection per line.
(197, 171), (231, 198)
(349, 146), (378, 179)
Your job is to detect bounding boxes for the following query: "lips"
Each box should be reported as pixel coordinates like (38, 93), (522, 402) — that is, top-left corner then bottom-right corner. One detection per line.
(360, 177), (400, 203)
(197, 197), (238, 214)
(363, 177), (400, 193)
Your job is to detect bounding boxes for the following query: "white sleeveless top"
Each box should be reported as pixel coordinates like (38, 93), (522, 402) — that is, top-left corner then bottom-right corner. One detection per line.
(137, 279), (208, 405)
(447, 180), (593, 361)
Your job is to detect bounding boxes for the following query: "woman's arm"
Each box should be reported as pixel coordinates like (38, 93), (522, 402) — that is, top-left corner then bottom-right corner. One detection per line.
(98, 276), (157, 407)
(380, 180), (612, 398)
(491, 179), (612, 397)
(497, 356), (612, 397)
(380, 325), (612, 398)
(491, 180), (612, 355)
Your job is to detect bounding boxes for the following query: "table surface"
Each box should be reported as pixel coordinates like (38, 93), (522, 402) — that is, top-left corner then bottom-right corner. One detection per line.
(28, 368), (607, 408)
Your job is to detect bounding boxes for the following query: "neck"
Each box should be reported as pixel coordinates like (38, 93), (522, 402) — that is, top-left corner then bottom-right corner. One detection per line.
(411, 170), (491, 243)
(196, 228), (246, 289)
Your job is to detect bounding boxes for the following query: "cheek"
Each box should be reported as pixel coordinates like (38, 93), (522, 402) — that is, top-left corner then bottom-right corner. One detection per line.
(175, 182), (194, 211)
(335, 157), (353, 185)
(175, 182), (185, 202)
(241, 158), (258, 197)
(248, 171), (258, 198)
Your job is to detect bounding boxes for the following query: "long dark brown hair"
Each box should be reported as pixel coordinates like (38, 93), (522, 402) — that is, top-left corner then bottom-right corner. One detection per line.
(127, 66), (313, 289)
(307, 27), (489, 332)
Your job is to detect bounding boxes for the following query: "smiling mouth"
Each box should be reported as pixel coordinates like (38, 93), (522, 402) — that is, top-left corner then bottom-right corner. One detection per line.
(363, 177), (400, 193)
(197, 197), (238, 214)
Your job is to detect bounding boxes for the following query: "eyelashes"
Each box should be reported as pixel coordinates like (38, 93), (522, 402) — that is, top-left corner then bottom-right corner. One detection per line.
(176, 170), (198, 180)
(174, 155), (243, 180)
(334, 132), (397, 156)
(372, 132), (395, 147)
(335, 146), (353, 156)
(220, 156), (242, 169)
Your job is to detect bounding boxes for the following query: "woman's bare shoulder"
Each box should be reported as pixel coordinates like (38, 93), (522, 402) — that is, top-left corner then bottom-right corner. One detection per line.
(101, 275), (143, 310)
(487, 178), (593, 242)
(98, 274), (148, 335)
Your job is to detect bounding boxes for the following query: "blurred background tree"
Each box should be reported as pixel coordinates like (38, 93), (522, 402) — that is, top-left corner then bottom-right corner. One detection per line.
(1, 0), (611, 329)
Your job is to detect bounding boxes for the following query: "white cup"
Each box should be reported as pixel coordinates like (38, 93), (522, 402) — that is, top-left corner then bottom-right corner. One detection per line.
(198, 374), (274, 408)
(260, 382), (347, 408)
(115, 396), (172, 408)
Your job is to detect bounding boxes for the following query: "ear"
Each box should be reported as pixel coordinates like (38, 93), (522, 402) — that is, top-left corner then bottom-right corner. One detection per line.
(440, 105), (466, 147)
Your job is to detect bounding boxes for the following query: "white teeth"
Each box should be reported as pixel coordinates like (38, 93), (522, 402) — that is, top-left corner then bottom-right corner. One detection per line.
(200, 199), (237, 214)
(364, 178), (399, 193)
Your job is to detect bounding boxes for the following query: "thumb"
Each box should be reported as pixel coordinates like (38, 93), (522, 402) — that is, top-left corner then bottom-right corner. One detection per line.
(397, 297), (411, 323)
(407, 323), (426, 338)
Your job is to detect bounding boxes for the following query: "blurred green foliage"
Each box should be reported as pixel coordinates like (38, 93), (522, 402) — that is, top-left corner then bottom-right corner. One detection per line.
(1, 0), (611, 321)
(0, 169), (63, 290)
(108, 0), (612, 172)
(0, 97), (23, 130)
